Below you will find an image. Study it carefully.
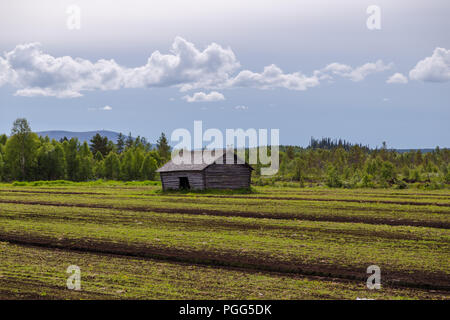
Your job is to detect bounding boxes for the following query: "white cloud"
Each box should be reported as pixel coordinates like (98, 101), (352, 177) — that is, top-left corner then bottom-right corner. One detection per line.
(228, 64), (320, 91)
(0, 56), (15, 87)
(322, 60), (392, 82)
(0, 38), (395, 98)
(409, 47), (450, 82)
(2, 42), (125, 98)
(14, 88), (83, 98)
(0, 38), (239, 97)
(386, 72), (408, 84)
(88, 105), (112, 111)
(226, 60), (391, 91)
(125, 37), (240, 92)
(182, 91), (225, 102)
(234, 105), (248, 110)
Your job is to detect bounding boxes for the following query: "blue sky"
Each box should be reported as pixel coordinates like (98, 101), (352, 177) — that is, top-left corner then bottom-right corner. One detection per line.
(0, 0), (449, 148)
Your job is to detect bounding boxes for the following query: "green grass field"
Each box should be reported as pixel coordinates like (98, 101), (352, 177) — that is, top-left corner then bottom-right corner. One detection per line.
(0, 182), (448, 299)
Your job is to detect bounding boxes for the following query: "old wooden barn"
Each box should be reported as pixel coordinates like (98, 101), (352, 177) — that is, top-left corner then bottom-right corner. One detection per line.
(157, 150), (253, 190)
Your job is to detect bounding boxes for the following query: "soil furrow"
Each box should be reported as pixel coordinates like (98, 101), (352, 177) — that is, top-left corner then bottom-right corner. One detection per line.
(2, 189), (449, 206)
(1, 233), (448, 292)
(156, 194), (450, 207)
(0, 199), (448, 229)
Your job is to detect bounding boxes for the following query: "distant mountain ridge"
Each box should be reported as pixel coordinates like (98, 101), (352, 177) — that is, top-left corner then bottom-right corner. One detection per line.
(37, 130), (125, 143)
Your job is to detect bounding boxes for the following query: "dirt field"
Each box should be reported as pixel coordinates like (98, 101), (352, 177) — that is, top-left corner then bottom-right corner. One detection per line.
(0, 182), (448, 299)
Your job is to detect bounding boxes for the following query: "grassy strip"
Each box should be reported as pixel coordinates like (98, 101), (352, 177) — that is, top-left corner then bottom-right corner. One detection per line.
(1, 184), (450, 202)
(0, 193), (448, 228)
(22, 187), (442, 204)
(1, 242), (446, 300)
(0, 204), (448, 289)
(0, 185), (448, 296)
(1, 203), (448, 243)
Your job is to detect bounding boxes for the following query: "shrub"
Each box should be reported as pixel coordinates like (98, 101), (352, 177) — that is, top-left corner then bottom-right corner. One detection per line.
(359, 174), (375, 188)
(395, 180), (408, 189)
(326, 165), (342, 188)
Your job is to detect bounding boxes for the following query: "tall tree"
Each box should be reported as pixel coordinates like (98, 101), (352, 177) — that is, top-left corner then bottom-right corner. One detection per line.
(52, 143), (66, 179)
(90, 133), (112, 157)
(64, 138), (80, 181)
(36, 143), (54, 180)
(78, 141), (94, 181)
(140, 154), (158, 180)
(133, 148), (145, 179)
(0, 134), (7, 145)
(5, 118), (39, 180)
(104, 152), (121, 180)
(94, 151), (104, 162)
(140, 137), (152, 151)
(156, 132), (170, 161)
(120, 150), (134, 180)
(125, 132), (134, 149)
(35, 142), (65, 181)
(116, 133), (125, 154)
(0, 153), (4, 181)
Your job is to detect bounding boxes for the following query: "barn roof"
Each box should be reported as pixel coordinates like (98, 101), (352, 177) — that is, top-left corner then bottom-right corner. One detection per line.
(156, 149), (253, 173)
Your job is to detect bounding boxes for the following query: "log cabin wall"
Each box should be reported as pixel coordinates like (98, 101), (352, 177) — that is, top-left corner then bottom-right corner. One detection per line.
(204, 164), (251, 189)
(160, 171), (205, 190)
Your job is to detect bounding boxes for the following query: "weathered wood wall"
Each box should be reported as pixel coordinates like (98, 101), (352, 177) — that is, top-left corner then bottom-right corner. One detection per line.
(204, 164), (251, 189)
(160, 171), (205, 190)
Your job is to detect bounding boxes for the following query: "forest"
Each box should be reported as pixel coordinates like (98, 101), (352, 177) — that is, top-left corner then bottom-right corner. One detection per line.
(0, 118), (449, 189)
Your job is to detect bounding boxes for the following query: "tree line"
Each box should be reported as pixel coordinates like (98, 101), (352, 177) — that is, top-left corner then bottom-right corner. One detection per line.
(0, 118), (449, 189)
(252, 142), (450, 189)
(0, 119), (170, 182)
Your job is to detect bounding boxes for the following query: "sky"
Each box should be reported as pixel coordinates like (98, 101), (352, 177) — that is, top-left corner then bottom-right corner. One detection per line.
(0, 0), (449, 148)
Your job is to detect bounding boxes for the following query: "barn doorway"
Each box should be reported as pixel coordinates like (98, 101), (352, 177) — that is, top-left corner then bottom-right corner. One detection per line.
(179, 177), (190, 190)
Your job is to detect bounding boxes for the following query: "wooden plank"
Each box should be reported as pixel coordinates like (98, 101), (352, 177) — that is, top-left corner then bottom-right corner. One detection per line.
(160, 171), (205, 190)
(204, 164), (251, 189)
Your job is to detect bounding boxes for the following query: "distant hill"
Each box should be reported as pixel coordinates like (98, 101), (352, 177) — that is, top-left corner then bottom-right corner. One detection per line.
(36, 130), (125, 143)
